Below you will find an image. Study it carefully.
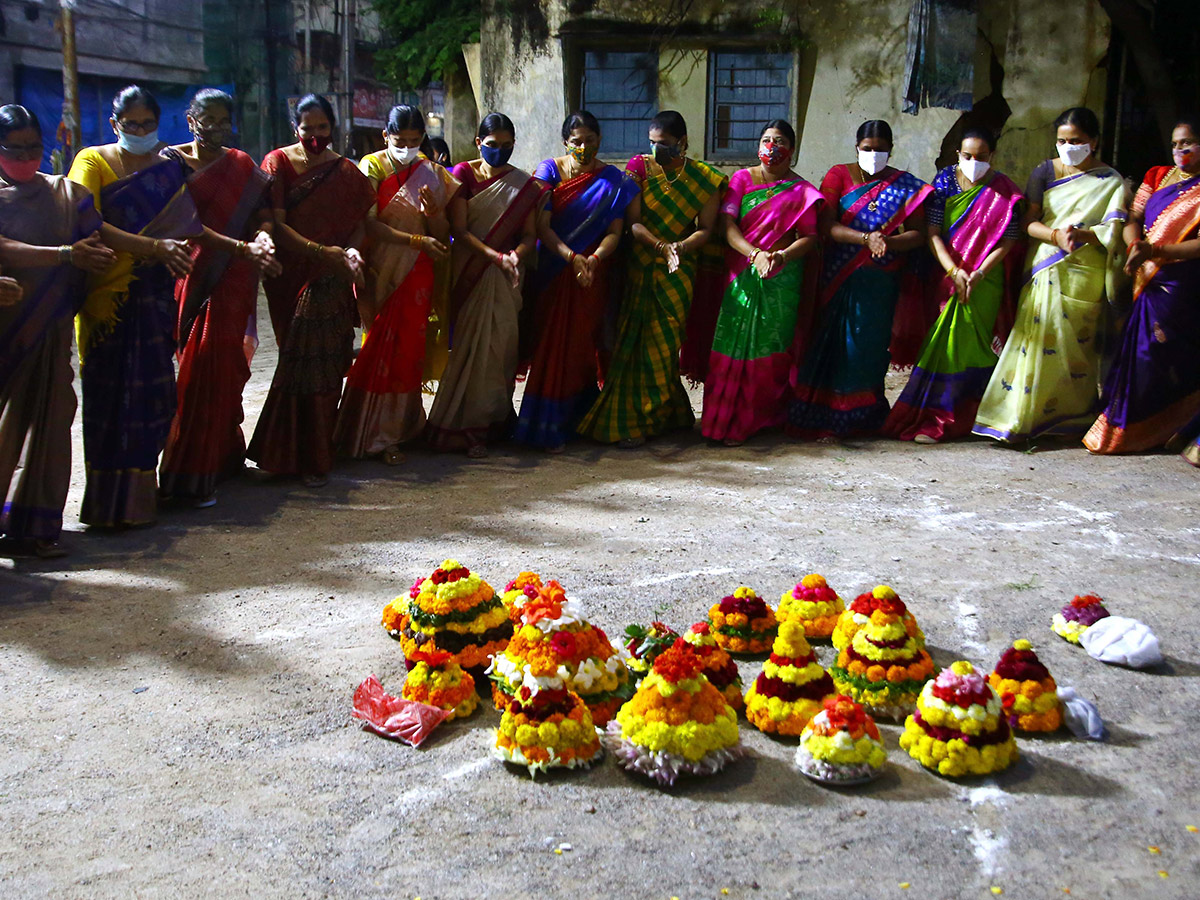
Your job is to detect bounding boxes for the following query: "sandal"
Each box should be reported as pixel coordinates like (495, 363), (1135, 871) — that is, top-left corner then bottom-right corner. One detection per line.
(618, 436), (646, 449)
(300, 474), (328, 488)
(466, 444), (488, 459)
(382, 447), (405, 466)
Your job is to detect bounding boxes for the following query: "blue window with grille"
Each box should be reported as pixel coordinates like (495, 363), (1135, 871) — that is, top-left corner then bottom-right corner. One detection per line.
(580, 50), (658, 157)
(708, 51), (793, 161)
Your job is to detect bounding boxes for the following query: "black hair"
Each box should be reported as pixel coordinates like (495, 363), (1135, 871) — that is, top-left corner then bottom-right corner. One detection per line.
(112, 85), (161, 122)
(1053, 107), (1100, 138)
(0, 104), (41, 141)
(1173, 112), (1200, 137)
(428, 137), (450, 161)
(650, 110), (687, 140)
(478, 112), (515, 141)
(188, 88), (234, 120)
(293, 93), (336, 128)
(387, 104), (425, 135)
(961, 126), (996, 151)
(760, 119), (796, 145)
(561, 110), (601, 142)
(855, 119), (893, 147)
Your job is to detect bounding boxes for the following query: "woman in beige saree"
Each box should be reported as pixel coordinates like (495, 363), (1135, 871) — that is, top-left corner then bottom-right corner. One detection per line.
(427, 114), (545, 457)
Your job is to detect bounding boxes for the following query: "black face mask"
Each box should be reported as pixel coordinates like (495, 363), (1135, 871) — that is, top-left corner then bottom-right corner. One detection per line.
(193, 126), (230, 150)
(651, 141), (682, 165)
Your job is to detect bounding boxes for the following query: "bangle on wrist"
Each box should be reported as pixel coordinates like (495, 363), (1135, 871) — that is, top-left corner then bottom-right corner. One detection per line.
(409, 233), (424, 249)
(59, 245), (72, 264)
(152, 238), (161, 256)
(1050, 228), (1060, 247)
(568, 250), (577, 263)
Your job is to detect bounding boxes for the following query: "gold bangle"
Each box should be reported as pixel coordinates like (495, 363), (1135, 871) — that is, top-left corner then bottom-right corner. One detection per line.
(1050, 228), (1060, 247)
(408, 233), (424, 249)
(152, 238), (161, 256)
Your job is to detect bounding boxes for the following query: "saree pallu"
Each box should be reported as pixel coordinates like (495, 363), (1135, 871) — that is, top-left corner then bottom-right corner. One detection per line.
(336, 158), (456, 457)
(1084, 168), (1200, 460)
(578, 156), (727, 443)
(0, 175), (99, 540)
(248, 153), (375, 476)
(974, 165), (1128, 442)
(427, 168), (545, 450)
(514, 164), (639, 448)
(787, 167), (932, 439)
(884, 169), (1022, 441)
(160, 149), (271, 499)
(702, 175), (823, 442)
(71, 155), (203, 526)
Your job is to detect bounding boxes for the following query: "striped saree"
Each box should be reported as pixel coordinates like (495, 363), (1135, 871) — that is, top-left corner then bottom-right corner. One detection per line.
(578, 155), (726, 443)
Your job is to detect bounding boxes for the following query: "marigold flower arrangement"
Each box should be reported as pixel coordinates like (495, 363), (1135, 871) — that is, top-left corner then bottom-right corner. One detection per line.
(987, 639), (1062, 733)
(682, 622), (744, 709)
(708, 587), (777, 654)
(603, 638), (745, 787)
(487, 583), (632, 726)
(382, 559), (513, 673)
(624, 621), (681, 681)
(493, 683), (602, 776)
(744, 620), (837, 735)
(1051, 594), (1111, 644)
(796, 694), (887, 783)
(778, 574), (845, 639)
(831, 585), (923, 652)
(401, 647), (478, 720)
(501, 571), (544, 625)
(829, 594), (935, 720)
(899, 661), (1018, 777)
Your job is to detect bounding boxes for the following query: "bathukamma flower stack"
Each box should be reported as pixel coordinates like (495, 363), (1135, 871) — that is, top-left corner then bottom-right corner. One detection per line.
(1051, 594), (1110, 644)
(796, 694), (887, 783)
(401, 647), (478, 720)
(708, 586), (777, 654)
(831, 584), (923, 652)
(778, 574), (844, 639)
(682, 622), (744, 709)
(744, 620), (836, 735)
(988, 639), (1062, 733)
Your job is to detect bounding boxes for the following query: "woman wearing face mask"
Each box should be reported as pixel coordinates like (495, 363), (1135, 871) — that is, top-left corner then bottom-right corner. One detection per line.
(883, 127), (1022, 443)
(158, 89), (279, 508)
(0, 105), (114, 557)
(578, 110), (726, 448)
(333, 104), (456, 464)
(248, 93), (375, 486)
(701, 119), (824, 446)
(513, 110), (639, 451)
(974, 107), (1128, 444)
(426, 114), (545, 457)
(787, 120), (932, 441)
(1085, 114), (1200, 465)
(67, 84), (202, 527)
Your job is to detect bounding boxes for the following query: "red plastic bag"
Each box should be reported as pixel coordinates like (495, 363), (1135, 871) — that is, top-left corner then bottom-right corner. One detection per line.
(351, 675), (451, 747)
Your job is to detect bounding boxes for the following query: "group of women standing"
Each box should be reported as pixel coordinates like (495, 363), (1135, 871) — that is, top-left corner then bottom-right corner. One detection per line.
(1, 84), (1199, 558)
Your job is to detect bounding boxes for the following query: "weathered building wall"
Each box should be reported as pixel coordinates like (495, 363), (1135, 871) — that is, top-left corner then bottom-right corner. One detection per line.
(479, 0), (1111, 184)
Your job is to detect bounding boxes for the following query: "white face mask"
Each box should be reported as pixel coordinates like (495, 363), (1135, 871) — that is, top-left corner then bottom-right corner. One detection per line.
(389, 145), (419, 166)
(1057, 142), (1092, 168)
(858, 149), (889, 176)
(958, 157), (991, 183)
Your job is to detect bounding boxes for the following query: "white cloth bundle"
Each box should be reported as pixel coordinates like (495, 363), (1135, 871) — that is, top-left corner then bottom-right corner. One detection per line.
(1078, 616), (1162, 669)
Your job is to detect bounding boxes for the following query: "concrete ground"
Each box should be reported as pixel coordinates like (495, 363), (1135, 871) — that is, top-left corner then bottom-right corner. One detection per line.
(2, 296), (1199, 899)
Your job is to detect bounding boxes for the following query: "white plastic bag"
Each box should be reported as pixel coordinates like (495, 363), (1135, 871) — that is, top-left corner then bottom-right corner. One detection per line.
(1056, 686), (1106, 740)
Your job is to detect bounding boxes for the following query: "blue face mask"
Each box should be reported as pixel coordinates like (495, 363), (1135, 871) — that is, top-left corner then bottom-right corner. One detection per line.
(480, 143), (512, 168)
(117, 129), (160, 155)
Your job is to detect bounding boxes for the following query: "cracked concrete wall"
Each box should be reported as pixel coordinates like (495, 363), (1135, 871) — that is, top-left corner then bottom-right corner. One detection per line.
(478, 0), (1111, 184)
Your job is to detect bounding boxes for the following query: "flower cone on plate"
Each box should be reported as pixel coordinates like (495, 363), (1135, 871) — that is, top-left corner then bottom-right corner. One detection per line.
(624, 621), (680, 683)
(382, 559), (512, 673)
(1051, 594), (1110, 644)
(604, 638), (745, 787)
(900, 661), (1017, 777)
(796, 695), (887, 783)
(501, 571), (544, 625)
(778, 574), (845, 639)
(988, 639), (1062, 733)
(832, 585), (923, 651)
(708, 587), (777, 654)
(829, 591), (935, 720)
(744, 620), (837, 735)
(493, 679), (602, 777)
(487, 582), (632, 726)
(401, 647), (479, 721)
(682, 622), (744, 709)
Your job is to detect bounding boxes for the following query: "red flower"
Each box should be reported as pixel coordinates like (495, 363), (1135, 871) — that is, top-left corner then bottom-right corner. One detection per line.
(690, 622), (710, 635)
(519, 686), (531, 701)
(1071, 594), (1104, 609)
(431, 569), (447, 585)
(651, 639), (704, 683)
(550, 631), (577, 659)
(523, 585), (540, 599)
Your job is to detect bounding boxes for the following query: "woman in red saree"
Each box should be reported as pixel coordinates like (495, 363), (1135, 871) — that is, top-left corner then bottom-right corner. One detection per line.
(247, 94), (375, 486)
(334, 104), (457, 463)
(159, 89), (278, 507)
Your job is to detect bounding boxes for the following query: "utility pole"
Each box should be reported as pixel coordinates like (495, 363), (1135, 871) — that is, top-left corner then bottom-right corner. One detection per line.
(59, 0), (81, 169)
(264, 0), (280, 153)
(304, 0), (313, 93)
(341, 0), (356, 155)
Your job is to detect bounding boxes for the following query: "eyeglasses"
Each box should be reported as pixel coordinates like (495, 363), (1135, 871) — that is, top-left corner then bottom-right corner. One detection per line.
(117, 119), (158, 134)
(0, 144), (42, 158)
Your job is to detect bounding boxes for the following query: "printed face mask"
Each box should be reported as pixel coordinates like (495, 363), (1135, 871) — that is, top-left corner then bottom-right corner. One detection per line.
(1057, 142), (1092, 168)
(758, 141), (790, 167)
(1173, 146), (1196, 169)
(568, 144), (597, 165)
(480, 143), (512, 168)
(958, 157), (991, 183)
(0, 155), (41, 183)
(858, 149), (889, 175)
(117, 130), (160, 155)
(651, 141), (681, 166)
(300, 134), (331, 156)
